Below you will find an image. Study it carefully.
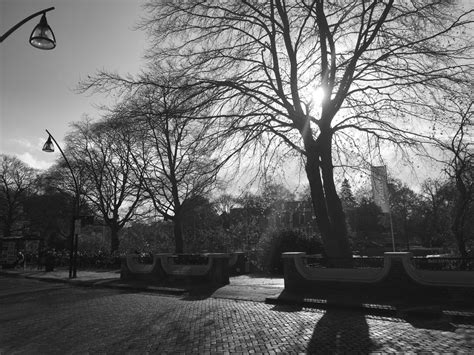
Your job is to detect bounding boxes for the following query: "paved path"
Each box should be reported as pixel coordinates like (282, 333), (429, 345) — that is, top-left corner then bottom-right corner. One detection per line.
(0, 276), (69, 298)
(1, 276), (474, 353)
(0, 268), (285, 302)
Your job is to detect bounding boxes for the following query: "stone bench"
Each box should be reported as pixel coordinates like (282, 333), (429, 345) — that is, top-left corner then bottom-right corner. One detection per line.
(282, 252), (474, 303)
(121, 253), (230, 284)
(228, 252), (249, 275)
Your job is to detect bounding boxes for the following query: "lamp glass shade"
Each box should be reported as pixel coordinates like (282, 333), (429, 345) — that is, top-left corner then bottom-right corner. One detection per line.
(29, 14), (56, 50)
(42, 137), (55, 152)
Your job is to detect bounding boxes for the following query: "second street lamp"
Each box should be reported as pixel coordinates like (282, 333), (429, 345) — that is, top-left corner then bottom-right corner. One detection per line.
(42, 129), (79, 278)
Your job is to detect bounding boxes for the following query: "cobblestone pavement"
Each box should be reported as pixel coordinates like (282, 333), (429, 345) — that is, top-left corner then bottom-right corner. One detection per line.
(1, 277), (473, 354)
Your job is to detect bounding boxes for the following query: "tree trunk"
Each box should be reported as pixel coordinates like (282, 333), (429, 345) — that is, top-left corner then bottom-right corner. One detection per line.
(452, 202), (468, 259)
(110, 223), (121, 253)
(3, 223), (11, 238)
(453, 176), (469, 261)
(3, 209), (13, 238)
(173, 215), (184, 254)
(304, 131), (352, 264)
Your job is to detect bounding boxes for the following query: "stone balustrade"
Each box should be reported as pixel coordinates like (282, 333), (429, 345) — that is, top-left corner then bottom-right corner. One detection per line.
(282, 252), (474, 302)
(121, 253), (231, 284)
(228, 252), (249, 275)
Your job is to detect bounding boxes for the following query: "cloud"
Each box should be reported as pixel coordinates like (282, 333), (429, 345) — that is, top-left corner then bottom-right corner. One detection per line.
(17, 152), (54, 170)
(1, 136), (56, 171)
(9, 138), (37, 150)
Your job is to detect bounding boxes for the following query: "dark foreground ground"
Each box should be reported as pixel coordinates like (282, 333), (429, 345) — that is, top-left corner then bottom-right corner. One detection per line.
(1, 272), (474, 354)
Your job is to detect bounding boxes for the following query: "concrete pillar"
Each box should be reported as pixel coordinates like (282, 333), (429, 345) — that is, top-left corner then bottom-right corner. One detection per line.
(207, 253), (230, 284)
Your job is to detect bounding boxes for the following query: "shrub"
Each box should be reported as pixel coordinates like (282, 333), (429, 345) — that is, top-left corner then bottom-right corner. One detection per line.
(257, 229), (324, 274)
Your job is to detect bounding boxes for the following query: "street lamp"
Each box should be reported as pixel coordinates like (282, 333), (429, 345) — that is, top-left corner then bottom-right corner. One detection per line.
(43, 129), (79, 278)
(0, 7), (56, 49)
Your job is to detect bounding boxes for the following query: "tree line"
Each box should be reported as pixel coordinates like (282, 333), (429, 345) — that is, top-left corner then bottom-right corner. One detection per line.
(1, 153), (472, 258)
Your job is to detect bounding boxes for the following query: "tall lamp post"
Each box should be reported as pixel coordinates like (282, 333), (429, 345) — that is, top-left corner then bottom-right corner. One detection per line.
(0, 7), (56, 49)
(43, 129), (79, 278)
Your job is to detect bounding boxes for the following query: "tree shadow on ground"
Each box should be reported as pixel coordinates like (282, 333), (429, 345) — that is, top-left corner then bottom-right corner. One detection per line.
(307, 301), (380, 354)
(181, 283), (224, 300)
(83, 269), (121, 274)
(243, 272), (283, 278)
(270, 290), (379, 353)
(269, 290), (304, 312)
(406, 316), (457, 332)
(270, 303), (303, 312)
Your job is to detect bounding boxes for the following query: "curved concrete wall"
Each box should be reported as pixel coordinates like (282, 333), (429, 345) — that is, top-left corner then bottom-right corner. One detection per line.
(161, 255), (212, 276)
(125, 254), (162, 274)
(395, 252), (474, 287)
(284, 252), (389, 283)
(283, 252), (474, 288)
(121, 253), (230, 284)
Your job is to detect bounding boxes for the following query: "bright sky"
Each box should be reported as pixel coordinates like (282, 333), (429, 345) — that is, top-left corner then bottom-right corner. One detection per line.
(1, 0), (147, 170)
(1, 1), (470, 194)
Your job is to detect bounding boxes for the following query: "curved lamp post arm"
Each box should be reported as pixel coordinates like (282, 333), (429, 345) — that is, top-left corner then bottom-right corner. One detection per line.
(0, 7), (55, 43)
(45, 129), (80, 201)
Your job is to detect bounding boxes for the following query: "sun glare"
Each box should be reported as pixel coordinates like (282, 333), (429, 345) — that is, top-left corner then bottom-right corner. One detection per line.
(312, 87), (325, 106)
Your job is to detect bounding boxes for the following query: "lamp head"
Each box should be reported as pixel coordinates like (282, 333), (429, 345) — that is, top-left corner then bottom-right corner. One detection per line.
(42, 135), (55, 152)
(29, 13), (56, 50)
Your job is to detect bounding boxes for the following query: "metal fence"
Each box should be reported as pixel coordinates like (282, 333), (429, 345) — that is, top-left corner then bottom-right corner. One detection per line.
(172, 254), (209, 265)
(305, 255), (385, 269)
(303, 255), (474, 271)
(24, 250), (123, 270)
(411, 257), (474, 271)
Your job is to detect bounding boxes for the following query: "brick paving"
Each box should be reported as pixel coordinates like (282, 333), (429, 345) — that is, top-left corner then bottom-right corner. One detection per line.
(1, 277), (474, 353)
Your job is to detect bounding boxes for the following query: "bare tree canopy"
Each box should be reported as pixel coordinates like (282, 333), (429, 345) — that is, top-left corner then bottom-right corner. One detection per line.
(106, 80), (236, 253)
(0, 155), (37, 238)
(65, 119), (148, 252)
(80, 0), (473, 260)
(431, 92), (473, 257)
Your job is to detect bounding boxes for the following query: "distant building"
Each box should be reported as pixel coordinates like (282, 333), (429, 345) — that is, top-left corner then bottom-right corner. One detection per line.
(228, 200), (318, 237)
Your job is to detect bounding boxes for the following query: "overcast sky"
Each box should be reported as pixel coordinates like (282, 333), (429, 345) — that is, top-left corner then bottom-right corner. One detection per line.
(1, 0), (147, 169)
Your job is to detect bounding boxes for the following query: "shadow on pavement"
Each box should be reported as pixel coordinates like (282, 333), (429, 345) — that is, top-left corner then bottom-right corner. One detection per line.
(82, 269), (121, 274)
(406, 316), (457, 332)
(268, 291), (304, 312)
(268, 287), (474, 336)
(117, 277), (227, 301)
(269, 290), (379, 352)
(270, 303), (303, 312)
(242, 272), (282, 279)
(181, 284), (224, 300)
(307, 301), (380, 353)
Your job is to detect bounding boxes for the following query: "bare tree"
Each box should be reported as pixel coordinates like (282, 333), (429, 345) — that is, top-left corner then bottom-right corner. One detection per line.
(115, 83), (234, 253)
(0, 155), (37, 237)
(213, 193), (238, 216)
(138, 0), (473, 260)
(420, 178), (450, 247)
(65, 119), (148, 252)
(433, 96), (473, 257)
(81, 1), (473, 260)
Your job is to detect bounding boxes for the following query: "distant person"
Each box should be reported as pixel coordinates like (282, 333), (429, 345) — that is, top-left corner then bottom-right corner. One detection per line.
(38, 250), (46, 270)
(16, 251), (25, 268)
